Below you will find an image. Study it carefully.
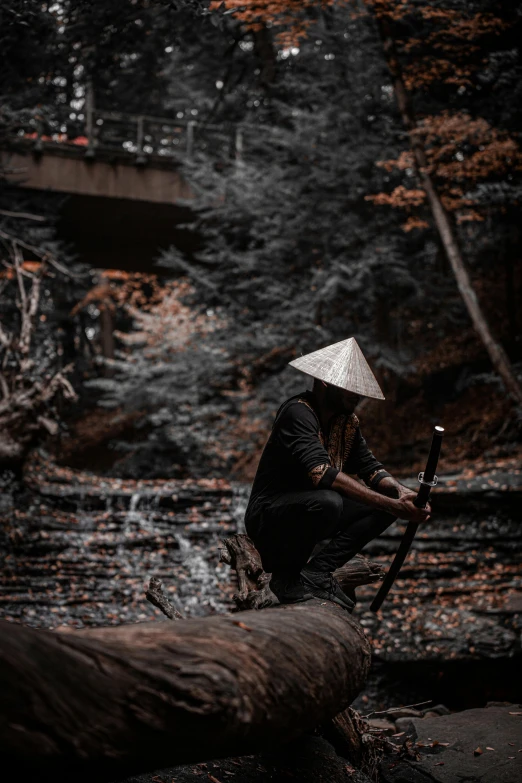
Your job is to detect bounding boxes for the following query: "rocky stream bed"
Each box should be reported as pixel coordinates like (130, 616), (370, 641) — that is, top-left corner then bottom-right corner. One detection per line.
(1, 451), (521, 781)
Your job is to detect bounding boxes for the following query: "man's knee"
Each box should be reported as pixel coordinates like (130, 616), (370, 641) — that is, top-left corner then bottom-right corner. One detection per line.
(371, 509), (396, 536)
(312, 489), (344, 521)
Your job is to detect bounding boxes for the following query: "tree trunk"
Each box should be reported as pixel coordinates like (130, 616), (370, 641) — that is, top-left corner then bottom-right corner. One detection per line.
(252, 24), (277, 89)
(505, 223), (520, 351)
(0, 600), (370, 781)
(99, 303), (115, 377)
(377, 21), (522, 407)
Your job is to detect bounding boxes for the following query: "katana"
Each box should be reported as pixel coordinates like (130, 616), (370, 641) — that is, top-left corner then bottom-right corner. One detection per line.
(370, 425), (444, 613)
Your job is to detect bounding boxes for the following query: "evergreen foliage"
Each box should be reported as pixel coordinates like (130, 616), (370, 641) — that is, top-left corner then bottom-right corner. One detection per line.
(1, 0), (520, 475)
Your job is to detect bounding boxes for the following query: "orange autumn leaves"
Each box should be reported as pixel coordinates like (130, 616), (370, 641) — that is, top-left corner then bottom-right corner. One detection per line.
(211, 1), (505, 63)
(118, 279), (222, 358)
(367, 113), (522, 226)
(398, 6), (506, 89)
(72, 272), (224, 355)
(211, 1), (508, 94)
(211, 1), (519, 230)
(209, 0), (335, 46)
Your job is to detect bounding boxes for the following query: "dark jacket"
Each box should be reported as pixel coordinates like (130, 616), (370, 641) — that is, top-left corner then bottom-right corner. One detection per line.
(245, 390), (390, 526)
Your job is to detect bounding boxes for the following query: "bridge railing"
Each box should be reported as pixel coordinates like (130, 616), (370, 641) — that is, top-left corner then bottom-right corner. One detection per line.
(85, 109), (238, 164)
(15, 86), (293, 168)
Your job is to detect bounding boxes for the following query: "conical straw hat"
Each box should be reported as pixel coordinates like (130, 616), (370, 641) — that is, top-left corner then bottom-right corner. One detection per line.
(289, 337), (385, 400)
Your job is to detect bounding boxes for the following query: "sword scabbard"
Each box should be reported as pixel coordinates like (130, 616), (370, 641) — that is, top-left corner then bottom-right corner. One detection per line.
(370, 425), (444, 613)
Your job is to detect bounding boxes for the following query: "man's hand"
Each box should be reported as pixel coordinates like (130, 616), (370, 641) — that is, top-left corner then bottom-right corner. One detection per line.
(394, 491), (431, 523)
(331, 472), (432, 520)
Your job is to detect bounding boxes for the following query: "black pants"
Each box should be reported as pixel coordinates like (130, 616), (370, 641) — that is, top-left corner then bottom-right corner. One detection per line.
(246, 489), (396, 576)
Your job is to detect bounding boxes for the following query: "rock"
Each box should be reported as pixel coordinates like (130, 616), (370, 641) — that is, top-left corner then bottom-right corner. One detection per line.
(381, 703), (522, 782)
(395, 717), (417, 733)
(388, 708), (423, 720)
(422, 704), (450, 716)
(487, 701), (513, 707)
(367, 718), (397, 734)
(393, 705), (450, 724)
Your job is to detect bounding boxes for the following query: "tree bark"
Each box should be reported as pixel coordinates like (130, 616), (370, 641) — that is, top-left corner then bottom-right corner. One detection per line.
(220, 533), (275, 609)
(0, 601), (370, 781)
(99, 303), (115, 377)
(377, 21), (522, 407)
(252, 24), (277, 89)
(146, 576), (185, 620)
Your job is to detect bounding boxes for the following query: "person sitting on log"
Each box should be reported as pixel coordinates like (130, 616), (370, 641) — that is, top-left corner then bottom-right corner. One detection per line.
(244, 337), (431, 611)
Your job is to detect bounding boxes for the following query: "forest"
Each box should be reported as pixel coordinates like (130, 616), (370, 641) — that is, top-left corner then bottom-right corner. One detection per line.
(0, 1), (521, 782)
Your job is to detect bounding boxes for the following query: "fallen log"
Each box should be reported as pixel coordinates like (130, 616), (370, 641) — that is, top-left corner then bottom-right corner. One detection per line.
(0, 603), (370, 780)
(0, 534), (382, 781)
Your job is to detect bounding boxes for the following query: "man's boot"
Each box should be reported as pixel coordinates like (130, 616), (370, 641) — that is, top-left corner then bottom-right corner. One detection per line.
(299, 566), (355, 612)
(269, 571), (314, 605)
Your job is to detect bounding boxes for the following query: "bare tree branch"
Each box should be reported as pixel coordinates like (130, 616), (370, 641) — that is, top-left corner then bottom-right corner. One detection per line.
(14, 242), (42, 369)
(0, 373), (9, 401)
(146, 577), (185, 620)
(0, 229), (74, 278)
(0, 208), (46, 222)
(0, 322), (11, 349)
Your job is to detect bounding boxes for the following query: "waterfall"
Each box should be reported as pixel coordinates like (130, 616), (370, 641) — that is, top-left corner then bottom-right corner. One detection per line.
(174, 530), (223, 614)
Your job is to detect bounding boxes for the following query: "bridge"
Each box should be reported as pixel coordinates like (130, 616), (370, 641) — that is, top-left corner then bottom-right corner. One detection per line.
(0, 90), (262, 272)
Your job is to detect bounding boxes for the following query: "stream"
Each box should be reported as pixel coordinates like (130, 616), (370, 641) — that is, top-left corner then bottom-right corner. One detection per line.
(1, 449), (520, 713)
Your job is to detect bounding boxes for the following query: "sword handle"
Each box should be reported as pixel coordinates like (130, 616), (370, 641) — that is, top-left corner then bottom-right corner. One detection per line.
(414, 480), (434, 509)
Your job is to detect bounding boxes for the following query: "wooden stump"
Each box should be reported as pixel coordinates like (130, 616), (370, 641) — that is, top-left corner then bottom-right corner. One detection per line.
(220, 533), (274, 609)
(220, 533), (384, 611)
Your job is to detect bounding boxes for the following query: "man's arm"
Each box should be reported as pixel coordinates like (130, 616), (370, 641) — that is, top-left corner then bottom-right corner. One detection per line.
(374, 474), (412, 499)
(331, 471), (430, 523)
(276, 406), (429, 522)
(277, 403), (339, 489)
(350, 429), (411, 498)
(348, 430), (394, 491)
